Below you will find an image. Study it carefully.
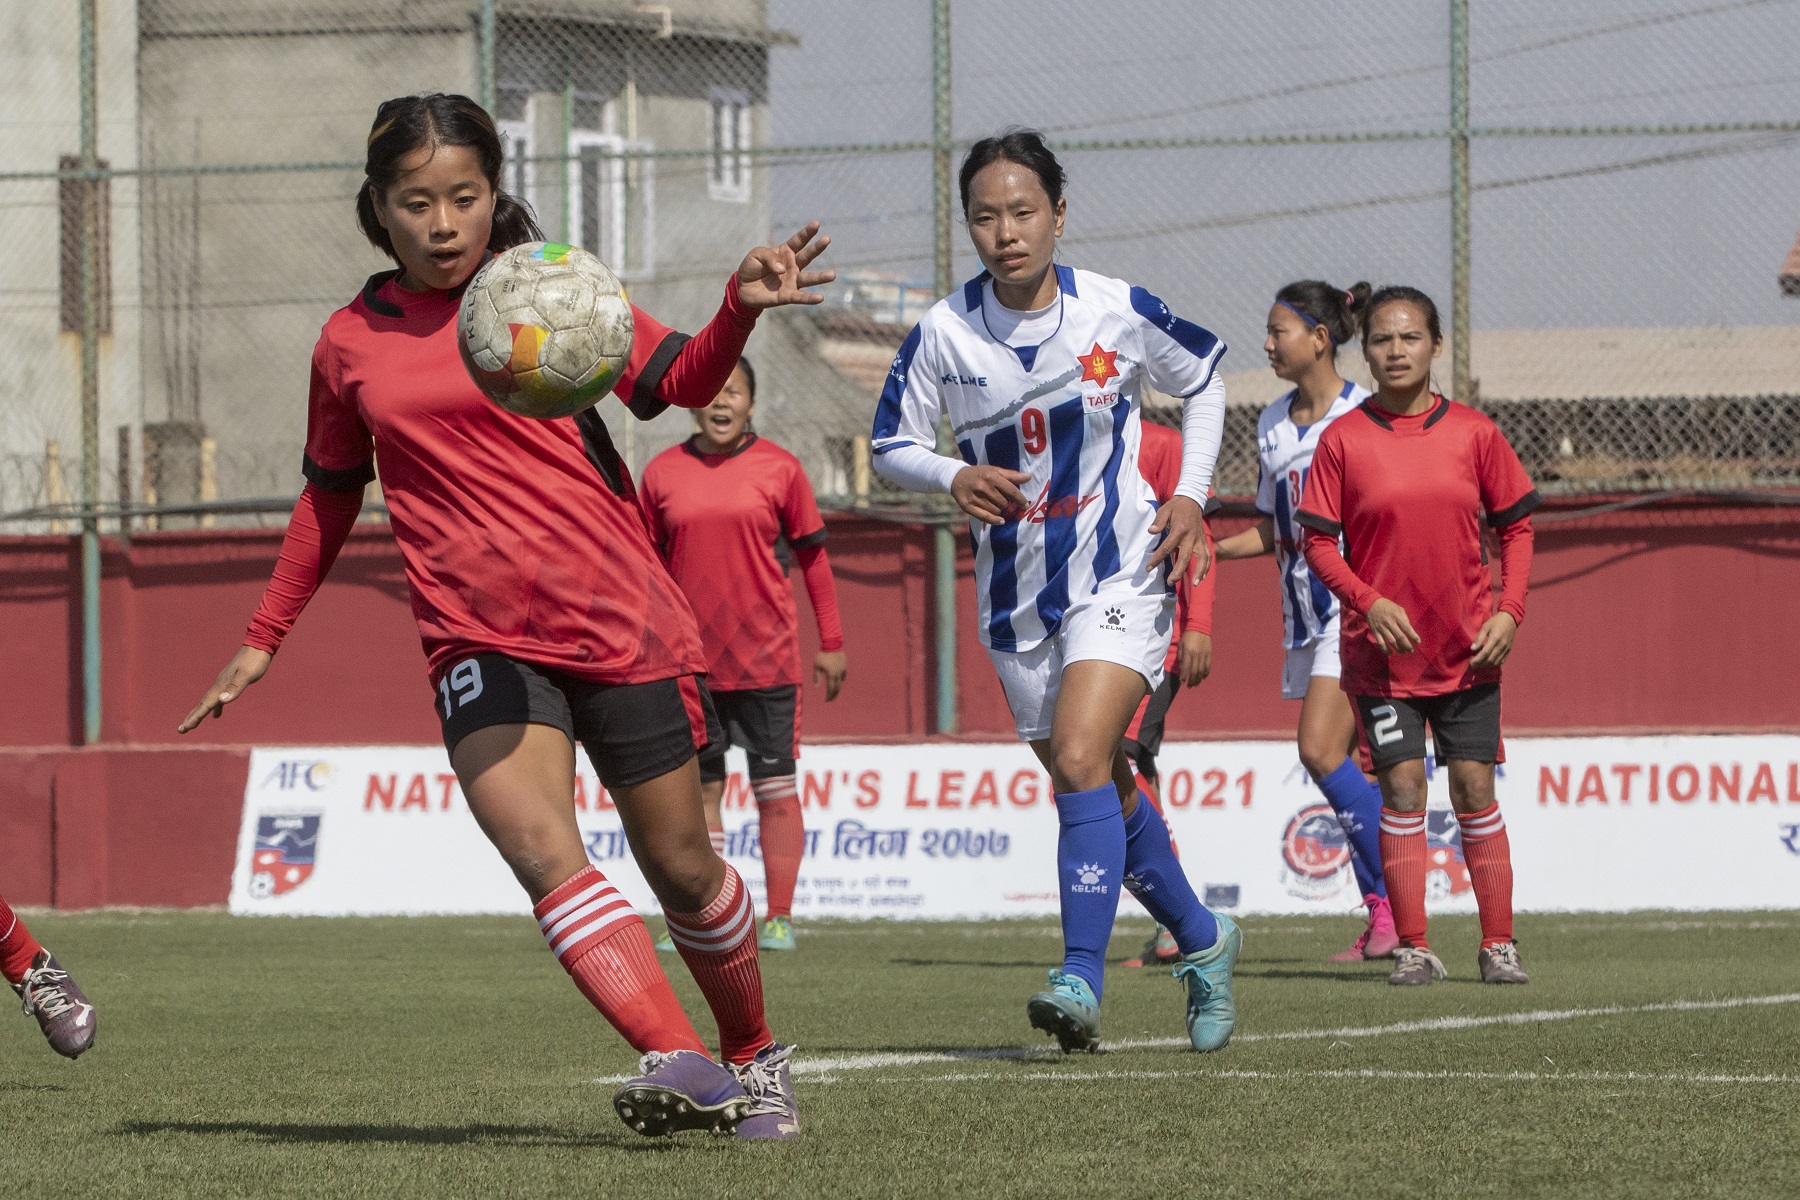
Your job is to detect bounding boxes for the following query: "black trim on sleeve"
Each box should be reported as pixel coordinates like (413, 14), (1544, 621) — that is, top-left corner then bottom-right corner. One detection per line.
(789, 526), (828, 550)
(302, 453), (375, 493)
(1294, 509), (1343, 538)
(626, 330), (693, 421)
(1486, 487), (1542, 528)
(1422, 395), (1452, 429)
(1357, 402), (1394, 431)
(359, 270), (404, 318)
(1202, 495), (1223, 518)
(573, 410), (630, 497)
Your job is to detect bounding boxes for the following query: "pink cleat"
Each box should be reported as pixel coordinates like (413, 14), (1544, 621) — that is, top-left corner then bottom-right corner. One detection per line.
(1330, 895), (1399, 962)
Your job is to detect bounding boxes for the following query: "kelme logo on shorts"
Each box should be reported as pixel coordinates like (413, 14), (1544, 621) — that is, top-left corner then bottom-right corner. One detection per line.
(1103, 606), (1125, 631)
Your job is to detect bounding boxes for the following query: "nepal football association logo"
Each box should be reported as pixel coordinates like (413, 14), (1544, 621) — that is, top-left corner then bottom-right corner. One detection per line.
(1071, 862), (1109, 894)
(1279, 803), (1353, 900)
(1425, 809), (1473, 900)
(249, 813), (321, 898)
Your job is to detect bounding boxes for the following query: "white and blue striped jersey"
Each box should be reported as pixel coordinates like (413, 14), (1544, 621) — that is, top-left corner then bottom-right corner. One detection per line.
(872, 266), (1226, 652)
(1254, 381), (1369, 648)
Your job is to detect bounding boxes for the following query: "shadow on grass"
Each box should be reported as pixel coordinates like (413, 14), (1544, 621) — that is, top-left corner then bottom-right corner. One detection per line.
(1234, 966), (1389, 983)
(0, 1083), (67, 1093)
(888, 957), (1049, 970)
(114, 1119), (682, 1151)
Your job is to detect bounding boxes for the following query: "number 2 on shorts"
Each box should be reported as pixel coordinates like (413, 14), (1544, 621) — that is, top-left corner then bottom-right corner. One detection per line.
(438, 659), (485, 718)
(1369, 704), (1403, 746)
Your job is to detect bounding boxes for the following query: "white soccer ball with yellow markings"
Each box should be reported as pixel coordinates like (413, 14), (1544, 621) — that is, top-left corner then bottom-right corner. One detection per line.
(457, 241), (635, 419)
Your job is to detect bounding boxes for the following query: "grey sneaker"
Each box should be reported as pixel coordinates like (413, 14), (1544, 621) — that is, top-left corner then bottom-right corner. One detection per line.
(1388, 945), (1448, 987)
(1478, 941), (1529, 984)
(730, 1043), (800, 1140)
(15, 952), (96, 1059)
(612, 1049), (750, 1137)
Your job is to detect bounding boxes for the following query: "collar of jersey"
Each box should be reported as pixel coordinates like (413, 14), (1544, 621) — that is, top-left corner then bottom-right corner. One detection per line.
(1358, 393), (1450, 432)
(682, 432), (759, 460)
(360, 250), (494, 319)
(971, 265), (1078, 368)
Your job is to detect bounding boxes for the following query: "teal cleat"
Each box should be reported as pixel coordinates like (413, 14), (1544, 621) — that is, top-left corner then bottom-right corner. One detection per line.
(1172, 911), (1241, 1053)
(654, 931), (677, 953)
(1026, 969), (1102, 1053)
(758, 915), (797, 952)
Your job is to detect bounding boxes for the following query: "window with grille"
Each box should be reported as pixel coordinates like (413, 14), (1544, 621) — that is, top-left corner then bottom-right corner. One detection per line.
(708, 88), (751, 204)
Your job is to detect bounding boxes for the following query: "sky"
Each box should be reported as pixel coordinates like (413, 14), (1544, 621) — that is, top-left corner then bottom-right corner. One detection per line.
(766, 0), (1800, 356)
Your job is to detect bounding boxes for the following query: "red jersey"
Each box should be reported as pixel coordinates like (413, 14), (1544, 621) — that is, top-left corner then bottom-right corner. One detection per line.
(1137, 420), (1214, 649)
(1296, 396), (1537, 698)
(640, 435), (843, 691)
(246, 269), (757, 686)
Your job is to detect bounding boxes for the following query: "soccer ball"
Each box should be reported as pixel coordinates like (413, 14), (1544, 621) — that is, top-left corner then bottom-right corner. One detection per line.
(457, 242), (635, 419)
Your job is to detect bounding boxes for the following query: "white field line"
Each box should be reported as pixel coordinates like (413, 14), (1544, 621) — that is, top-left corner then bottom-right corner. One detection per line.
(853, 1067), (1800, 1086)
(592, 991), (1800, 1084)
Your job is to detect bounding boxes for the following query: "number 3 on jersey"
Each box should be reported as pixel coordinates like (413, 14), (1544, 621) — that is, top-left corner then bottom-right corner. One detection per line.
(1021, 408), (1046, 455)
(438, 659), (484, 719)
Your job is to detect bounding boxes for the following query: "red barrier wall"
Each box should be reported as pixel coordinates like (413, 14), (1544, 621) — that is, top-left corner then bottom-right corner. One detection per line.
(0, 500), (1794, 910)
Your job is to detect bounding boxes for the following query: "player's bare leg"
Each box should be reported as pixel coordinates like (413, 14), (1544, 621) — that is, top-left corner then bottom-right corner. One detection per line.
(453, 724), (750, 1136)
(614, 760), (797, 1139)
(1446, 758), (1525, 983)
(1376, 761), (1445, 986)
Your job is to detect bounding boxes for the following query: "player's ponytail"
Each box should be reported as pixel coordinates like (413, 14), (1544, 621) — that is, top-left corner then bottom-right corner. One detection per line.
(1274, 279), (1372, 351)
(356, 92), (543, 263)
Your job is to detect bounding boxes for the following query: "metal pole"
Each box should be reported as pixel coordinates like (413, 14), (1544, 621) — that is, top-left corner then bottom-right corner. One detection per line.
(79, 0), (102, 745)
(560, 80), (574, 244)
(476, 0), (496, 114)
(931, 0), (957, 735)
(1449, 0), (1471, 401)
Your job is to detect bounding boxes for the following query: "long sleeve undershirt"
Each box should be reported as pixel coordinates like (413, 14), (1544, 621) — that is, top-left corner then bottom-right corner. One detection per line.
(244, 275), (757, 655)
(1303, 516), (1534, 626)
(1174, 370), (1226, 505)
(793, 542), (844, 652)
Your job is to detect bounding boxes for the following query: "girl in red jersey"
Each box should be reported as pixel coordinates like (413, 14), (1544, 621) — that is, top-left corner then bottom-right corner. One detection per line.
(2, 891), (95, 1058)
(639, 357), (847, 953)
(176, 94), (834, 1138)
(1296, 286), (1538, 988)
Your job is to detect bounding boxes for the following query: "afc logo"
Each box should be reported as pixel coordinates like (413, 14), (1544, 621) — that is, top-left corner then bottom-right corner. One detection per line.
(261, 760), (335, 792)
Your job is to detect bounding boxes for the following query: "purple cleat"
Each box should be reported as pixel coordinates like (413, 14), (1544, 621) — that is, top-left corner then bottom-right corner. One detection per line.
(612, 1049), (750, 1137)
(14, 951), (96, 1059)
(730, 1043), (800, 1140)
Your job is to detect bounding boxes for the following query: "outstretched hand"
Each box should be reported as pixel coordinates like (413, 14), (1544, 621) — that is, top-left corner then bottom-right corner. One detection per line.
(1146, 496), (1211, 585)
(178, 645), (272, 734)
(736, 221), (836, 309)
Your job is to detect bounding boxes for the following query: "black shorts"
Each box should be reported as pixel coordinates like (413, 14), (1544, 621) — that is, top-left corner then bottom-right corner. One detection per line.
(436, 653), (721, 789)
(697, 684), (800, 783)
(1122, 673), (1182, 780)
(1354, 683), (1505, 772)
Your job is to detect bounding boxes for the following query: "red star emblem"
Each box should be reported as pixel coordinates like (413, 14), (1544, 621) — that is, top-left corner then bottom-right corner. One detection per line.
(1079, 342), (1119, 389)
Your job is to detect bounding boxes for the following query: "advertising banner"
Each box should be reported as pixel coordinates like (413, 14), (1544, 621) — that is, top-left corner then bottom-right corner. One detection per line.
(231, 737), (1800, 918)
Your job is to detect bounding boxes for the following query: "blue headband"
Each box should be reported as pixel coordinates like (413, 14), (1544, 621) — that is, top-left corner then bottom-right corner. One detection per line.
(1275, 299), (1331, 343)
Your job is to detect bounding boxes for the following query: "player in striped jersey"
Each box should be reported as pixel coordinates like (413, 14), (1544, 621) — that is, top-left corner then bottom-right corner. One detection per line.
(1215, 281), (1396, 961)
(873, 130), (1239, 1054)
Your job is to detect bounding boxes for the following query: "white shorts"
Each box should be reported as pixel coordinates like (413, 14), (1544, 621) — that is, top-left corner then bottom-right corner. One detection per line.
(1281, 619), (1342, 701)
(987, 585), (1175, 742)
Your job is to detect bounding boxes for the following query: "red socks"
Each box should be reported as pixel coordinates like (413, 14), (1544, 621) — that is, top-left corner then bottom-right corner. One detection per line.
(707, 822), (726, 856)
(533, 867), (707, 1056)
(753, 775), (804, 920)
(663, 865), (773, 1065)
(0, 894), (45, 985)
(1378, 808), (1429, 949)
(1456, 803), (1515, 947)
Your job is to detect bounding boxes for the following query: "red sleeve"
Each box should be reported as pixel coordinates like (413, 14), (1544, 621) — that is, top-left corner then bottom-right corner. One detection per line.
(1495, 516), (1533, 625)
(301, 329), (375, 492)
(1181, 517), (1216, 635)
(780, 457), (828, 544)
(612, 276), (758, 420)
(793, 542), (844, 652)
(637, 461), (669, 557)
(1296, 433), (1381, 615)
(243, 483), (364, 654)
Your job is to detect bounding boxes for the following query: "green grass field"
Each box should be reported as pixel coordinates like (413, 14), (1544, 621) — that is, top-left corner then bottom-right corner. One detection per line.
(4, 909), (1798, 1199)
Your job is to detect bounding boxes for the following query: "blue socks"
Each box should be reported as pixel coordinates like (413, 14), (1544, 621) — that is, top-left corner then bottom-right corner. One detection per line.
(1123, 795), (1219, 956)
(1317, 758), (1387, 899)
(1054, 784), (1127, 1001)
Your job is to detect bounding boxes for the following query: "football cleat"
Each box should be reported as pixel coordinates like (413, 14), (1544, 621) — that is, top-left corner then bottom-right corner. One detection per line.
(1388, 945), (1448, 986)
(757, 915), (797, 952)
(612, 1050), (751, 1137)
(1478, 941), (1529, 984)
(1026, 969), (1102, 1053)
(1173, 911), (1241, 1053)
(654, 931), (677, 954)
(14, 952), (96, 1059)
(1122, 924), (1182, 968)
(730, 1043), (801, 1140)
(1330, 895), (1400, 962)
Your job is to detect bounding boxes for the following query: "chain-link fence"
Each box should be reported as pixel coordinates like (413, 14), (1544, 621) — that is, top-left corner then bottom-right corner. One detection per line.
(3, 0), (1797, 534)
